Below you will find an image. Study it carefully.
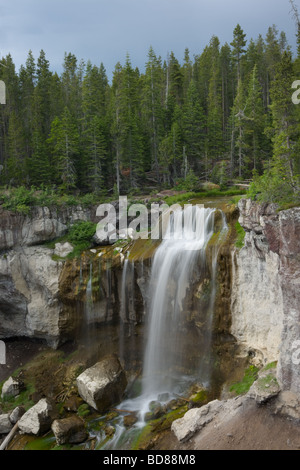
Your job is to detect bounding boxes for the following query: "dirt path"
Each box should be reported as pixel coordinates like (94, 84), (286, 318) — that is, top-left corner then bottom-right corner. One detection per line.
(154, 399), (300, 451)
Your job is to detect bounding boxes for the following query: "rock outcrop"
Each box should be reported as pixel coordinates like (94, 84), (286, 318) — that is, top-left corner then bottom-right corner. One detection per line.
(233, 199), (300, 394)
(0, 205), (97, 348)
(0, 205), (96, 251)
(76, 355), (127, 413)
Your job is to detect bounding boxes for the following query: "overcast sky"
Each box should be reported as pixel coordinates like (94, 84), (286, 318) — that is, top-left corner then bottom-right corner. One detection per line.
(0, 0), (298, 80)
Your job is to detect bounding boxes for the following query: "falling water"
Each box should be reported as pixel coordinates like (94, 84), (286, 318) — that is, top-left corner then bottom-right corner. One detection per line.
(119, 258), (135, 362)
(85, 262), (93, 323)
(91, 204), (229, 449)
(141, 205), (224, 399)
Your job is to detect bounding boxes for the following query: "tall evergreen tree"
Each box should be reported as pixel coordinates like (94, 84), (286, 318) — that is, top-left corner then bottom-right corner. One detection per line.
(231, 24), (247, 82)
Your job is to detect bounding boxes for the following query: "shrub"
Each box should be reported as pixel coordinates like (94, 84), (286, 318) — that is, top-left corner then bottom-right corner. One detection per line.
(68, 221), (97, 244)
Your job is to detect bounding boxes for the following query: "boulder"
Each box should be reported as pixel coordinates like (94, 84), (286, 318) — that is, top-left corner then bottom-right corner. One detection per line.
(18, 398), (55, 436)
(123, 413), (138, 428)
(76, 354), (127, 413)
(0, 414), (13, 434)
(9, 406), (26, 424)
(1, 377), (23, 399)
(171, 399), (222, 442)
(54, 242), (73, 258)
(51, 415), (88, 446)
(247, 369), (280, 404)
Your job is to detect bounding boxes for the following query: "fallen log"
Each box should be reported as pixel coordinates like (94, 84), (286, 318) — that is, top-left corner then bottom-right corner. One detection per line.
(0, 421), (19, 451)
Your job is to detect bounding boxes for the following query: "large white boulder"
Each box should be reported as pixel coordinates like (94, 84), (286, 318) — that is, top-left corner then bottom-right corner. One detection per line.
(18, 398), (55, 436)
(76, 355), (127, 413)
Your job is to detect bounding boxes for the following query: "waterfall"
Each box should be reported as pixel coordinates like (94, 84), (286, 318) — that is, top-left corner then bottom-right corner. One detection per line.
(85, 262), (93, 323)
(119, 258), (135, 362)
(141, 205), (225, 398)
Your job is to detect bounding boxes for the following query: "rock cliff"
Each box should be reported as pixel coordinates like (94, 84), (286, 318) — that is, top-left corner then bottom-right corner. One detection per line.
(233, 199), (300, 394)
(0, 205), (96, 347)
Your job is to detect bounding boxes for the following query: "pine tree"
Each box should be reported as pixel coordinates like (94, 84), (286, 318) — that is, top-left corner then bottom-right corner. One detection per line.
(47, 107), (79, 190)
(206, 39), (224, 172)
(182, 80), (205, 173)
(142, 47), (164, 182)
(231, 24), (247, 82)
(269, 52), (300, 194)
(230, 78), (247, 178)
(244, 65), (268, 174)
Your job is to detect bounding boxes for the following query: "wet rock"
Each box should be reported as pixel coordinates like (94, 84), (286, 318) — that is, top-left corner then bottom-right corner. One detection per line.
(51, 415), (88, 445)
(18, 398), (55, 436)
(144, 402), (166, 422)
(1, 376), (24, 399)
(104, 425), (115, 437)
(9, 406), (26, 424)
(166, 398), (186, 411)
(0, 414), (13, 434)
(157, 392), (170, 402)
(76, 354), (127, 413)
(123, 413), (138, 428)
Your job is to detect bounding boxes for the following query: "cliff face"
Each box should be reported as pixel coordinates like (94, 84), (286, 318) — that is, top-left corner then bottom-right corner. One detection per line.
(0, 205), (96, 347)
(233, 199), (300, 394)
(1, 200), (300, 396)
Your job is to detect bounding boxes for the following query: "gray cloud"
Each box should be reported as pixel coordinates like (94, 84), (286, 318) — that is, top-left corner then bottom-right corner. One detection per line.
(0, 0), (298, 79)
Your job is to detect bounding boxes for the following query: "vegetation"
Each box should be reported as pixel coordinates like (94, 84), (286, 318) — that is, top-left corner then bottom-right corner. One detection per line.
(0, 22), (299, 204)
(229, 365), (259, 395)
(235, 221), (246, 249)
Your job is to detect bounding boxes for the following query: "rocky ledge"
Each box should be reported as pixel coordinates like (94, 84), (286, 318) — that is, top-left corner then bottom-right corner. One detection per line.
(234, 199), (300, 395)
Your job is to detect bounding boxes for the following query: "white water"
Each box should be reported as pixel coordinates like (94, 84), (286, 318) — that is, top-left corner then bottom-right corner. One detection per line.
(141, 206), (217, 404)
(112, 205), (228, 425)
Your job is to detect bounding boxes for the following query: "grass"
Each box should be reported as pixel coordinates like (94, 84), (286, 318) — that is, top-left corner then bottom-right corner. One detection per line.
(262, 361), (277, 371)
(164, 188), (246, 206)
(235, 221), (246, 249)
(0, 380), (35, 413)
(229, 365), (259, 396)
(0, 186), (110, 214)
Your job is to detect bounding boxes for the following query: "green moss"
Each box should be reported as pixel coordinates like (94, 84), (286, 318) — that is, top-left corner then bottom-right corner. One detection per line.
(77, 403), (91, 418)
(24, 435), (57, 451)
(229, 365), (259, 396)
(131, 405), (188, 450)
(189, 390), (208, 406)
(0, 381), (35, 413)
(235, 221), (245, 249)
(257, 374), (278, 388)
(262, 361), (277, 371)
